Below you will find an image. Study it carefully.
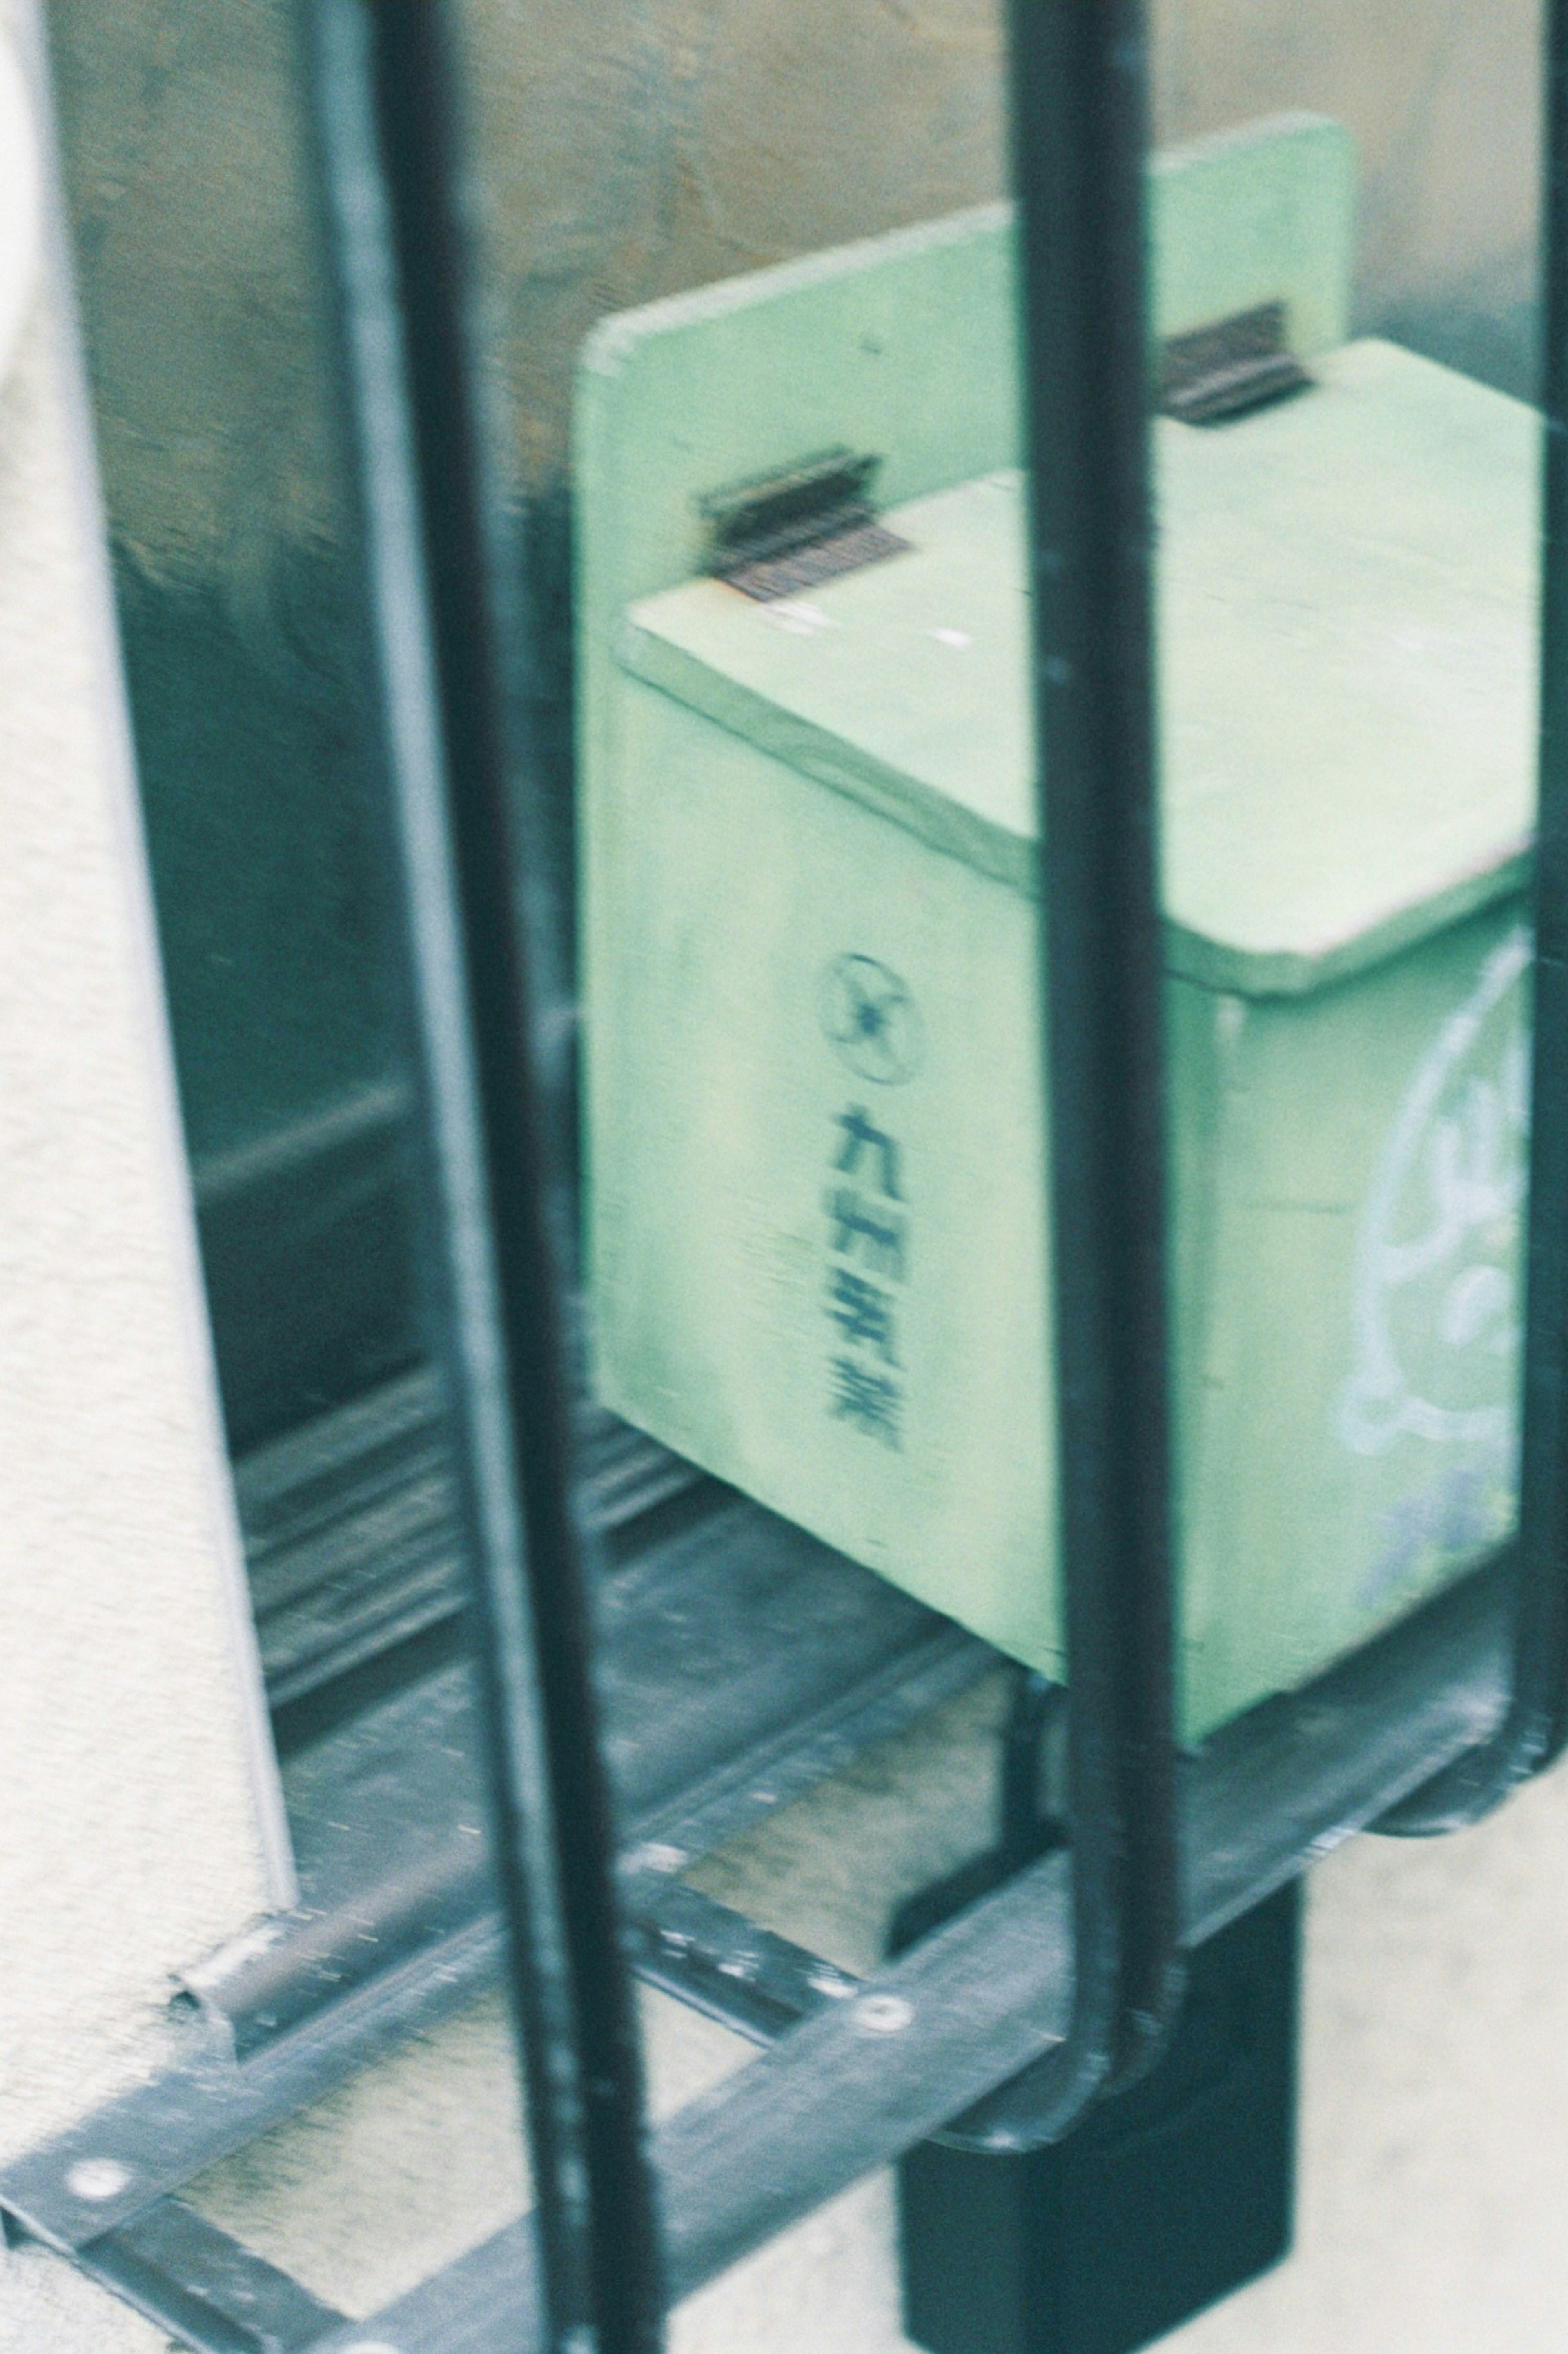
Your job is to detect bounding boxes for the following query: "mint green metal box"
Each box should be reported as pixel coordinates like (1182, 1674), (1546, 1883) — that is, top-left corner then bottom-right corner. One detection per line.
(577, 119), (1535, 1739)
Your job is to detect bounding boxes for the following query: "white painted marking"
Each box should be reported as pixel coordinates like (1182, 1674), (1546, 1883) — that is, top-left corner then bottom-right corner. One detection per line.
(1337, 925), (1530, 1458)
(66, 2158), (133, 2203)
(855, 1992), (914, 2034)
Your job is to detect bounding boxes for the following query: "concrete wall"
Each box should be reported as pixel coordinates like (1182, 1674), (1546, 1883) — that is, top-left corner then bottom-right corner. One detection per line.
(52, 0), (1544, 530)
(0, 21), (284, 2344)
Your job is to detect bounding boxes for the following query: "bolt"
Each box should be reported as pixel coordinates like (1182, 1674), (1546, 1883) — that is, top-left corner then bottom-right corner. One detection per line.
(854, 1993), (914, 2035)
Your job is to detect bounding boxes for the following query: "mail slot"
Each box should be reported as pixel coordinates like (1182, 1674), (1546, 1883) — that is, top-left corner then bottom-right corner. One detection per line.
(579, 116), (1534, 1740)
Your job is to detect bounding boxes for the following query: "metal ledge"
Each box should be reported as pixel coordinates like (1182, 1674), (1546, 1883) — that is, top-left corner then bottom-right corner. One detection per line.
(77, 2200), (350, 2354)
(0, 1481), (992, 2252)
(239, 1363), (708, 1710)
(262, 1488), (992, 2044)
(2, 1547), (1512, 2352)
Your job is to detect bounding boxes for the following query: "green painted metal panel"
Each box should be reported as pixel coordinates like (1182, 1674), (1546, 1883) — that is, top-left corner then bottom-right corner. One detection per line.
(623, 341), (1535, 998)
(1150, 111), (1354, 357)
(575, 114), (1357, 911)
(579, 117), (1532, 1738)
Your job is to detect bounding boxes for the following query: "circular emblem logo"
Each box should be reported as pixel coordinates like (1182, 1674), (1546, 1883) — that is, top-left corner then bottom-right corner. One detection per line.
(818, 954), (924, 1085)
(1336, 925), (1530, 1461)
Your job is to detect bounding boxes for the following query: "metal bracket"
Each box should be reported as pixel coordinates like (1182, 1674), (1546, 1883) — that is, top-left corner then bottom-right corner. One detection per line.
(1159, 299), (1313, 425)
(699, 448), (910, 601)
(75, 2201), (349, 2354)
(0, 1542), (1512, 2354)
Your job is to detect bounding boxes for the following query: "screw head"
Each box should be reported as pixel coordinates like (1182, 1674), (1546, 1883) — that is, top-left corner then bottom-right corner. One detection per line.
(854, 1992), (914, 2035)
(65, 2158), (133, 2203)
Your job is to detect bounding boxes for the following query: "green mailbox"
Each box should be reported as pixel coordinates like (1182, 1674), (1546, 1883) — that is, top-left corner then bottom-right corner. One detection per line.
(579, 116), (1534, 1740)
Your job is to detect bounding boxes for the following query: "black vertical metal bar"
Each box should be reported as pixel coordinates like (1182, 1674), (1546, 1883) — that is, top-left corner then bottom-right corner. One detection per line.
(994, 0), (1184, 2133)
(1520, 0), (1568, 1771)
(1380, 0), (1568, 1835)
(303, 6), (664, 2348)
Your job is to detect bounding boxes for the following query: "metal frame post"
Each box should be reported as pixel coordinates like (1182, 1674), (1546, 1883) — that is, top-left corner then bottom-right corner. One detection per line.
(983, 0), (1185, 2141)
(304, 6), (664, 2346)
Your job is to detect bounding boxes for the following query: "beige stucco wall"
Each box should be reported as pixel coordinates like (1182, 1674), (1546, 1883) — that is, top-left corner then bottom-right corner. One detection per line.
(0, 30), (284, 2342)
(50, 0), (1545, 556)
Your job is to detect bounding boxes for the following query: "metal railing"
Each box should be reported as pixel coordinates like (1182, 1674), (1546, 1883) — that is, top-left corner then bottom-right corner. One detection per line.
(2, 4), (1564, 2350)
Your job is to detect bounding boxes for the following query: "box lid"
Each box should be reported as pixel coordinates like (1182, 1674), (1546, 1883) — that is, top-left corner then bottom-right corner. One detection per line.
(621, 339), (1537, 998)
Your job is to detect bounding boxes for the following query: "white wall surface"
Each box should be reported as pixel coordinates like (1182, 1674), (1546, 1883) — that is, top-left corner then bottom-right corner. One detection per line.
(0, 272), (277, 2156)
(0, 34), (283, 2342)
